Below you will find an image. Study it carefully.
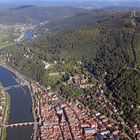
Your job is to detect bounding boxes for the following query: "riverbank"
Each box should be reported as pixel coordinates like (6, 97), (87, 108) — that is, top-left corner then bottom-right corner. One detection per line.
(0, 63), (38, 140)
(0, 88), (10, 140)
(0, 63), (29, 85)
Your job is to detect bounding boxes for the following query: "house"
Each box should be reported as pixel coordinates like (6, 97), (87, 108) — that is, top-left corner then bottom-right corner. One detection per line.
(81, 123), (90, 128)
(112, 130), (119, 135)
(81, 122), (97, 135)
(55, 105), (63, 115)
(0, 116), (2, 121)
(96, 112), (101, 117)
(0, 106), (3, 110)
(84, 127), (96, 134)
(100, 130), (110, 136)
(91, 122), (97, 130)
(44, 63), (51, 69)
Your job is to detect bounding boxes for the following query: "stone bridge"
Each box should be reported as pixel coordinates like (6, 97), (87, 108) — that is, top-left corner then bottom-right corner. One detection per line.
(1, 122), (38, 128)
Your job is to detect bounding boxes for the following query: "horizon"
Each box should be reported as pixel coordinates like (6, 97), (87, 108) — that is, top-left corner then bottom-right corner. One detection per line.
(0, 0), (140, 3)
(0, 0), (140, 8)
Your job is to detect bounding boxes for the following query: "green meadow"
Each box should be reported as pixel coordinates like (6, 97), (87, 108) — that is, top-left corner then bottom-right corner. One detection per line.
(0, 29), (14, 49)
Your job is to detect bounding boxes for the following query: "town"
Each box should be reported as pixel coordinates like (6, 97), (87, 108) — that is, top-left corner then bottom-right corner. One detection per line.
(0, 85), (10, 139)
(0, 23), (36, 42)
(31, 82), (118, 140)
(30, 69), (139, 140)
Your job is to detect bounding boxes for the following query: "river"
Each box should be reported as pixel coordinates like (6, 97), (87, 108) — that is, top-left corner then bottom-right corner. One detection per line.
(23, 30), (33, 41)
(0, 66), (34, 140)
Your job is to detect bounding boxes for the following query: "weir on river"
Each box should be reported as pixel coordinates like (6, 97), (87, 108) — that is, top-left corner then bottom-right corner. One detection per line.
(4, 84), (21, 90)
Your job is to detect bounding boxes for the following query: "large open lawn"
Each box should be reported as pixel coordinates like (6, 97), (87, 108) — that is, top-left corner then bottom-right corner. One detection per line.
(0, 29), (15, 49)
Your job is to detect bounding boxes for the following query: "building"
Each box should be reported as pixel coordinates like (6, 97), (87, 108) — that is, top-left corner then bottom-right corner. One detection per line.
(84, 127), (96, 134)
(100, 130), (110, 136)
(55, 105), (63, 115)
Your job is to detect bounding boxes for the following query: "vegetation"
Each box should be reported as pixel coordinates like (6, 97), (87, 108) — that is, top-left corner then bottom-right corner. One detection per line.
(0, 29), (14, 49)
(0, 7), (87, 24)
(2, 11), (140, 134)
(134, 16), (140, 66)
(43, 10), (114, 31)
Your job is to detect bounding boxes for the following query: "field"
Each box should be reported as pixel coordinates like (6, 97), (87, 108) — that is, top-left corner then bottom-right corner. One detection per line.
(0, 29), (14, 49)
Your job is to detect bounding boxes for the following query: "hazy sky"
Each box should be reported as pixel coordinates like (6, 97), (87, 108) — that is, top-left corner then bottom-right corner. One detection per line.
(0, 0), (139, 4)
(0, 0), (138, 2)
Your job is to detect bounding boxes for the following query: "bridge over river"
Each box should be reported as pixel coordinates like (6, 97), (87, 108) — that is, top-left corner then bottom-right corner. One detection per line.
(1, 122), (38, 128)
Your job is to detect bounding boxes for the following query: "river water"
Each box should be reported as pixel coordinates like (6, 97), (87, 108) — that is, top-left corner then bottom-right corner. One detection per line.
(0, 66), (34, 140)
(23, 30), (33, 41)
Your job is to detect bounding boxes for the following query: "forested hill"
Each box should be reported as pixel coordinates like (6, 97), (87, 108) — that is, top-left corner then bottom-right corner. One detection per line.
(3, 11), (140, 134)
(13, 5), (35, 10)
(46, 10), (115, 31)
(0, 6), (87, 24)
(35, 10), (118, 33)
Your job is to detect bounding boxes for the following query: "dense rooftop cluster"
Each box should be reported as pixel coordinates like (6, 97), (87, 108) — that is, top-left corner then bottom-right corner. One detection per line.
(31, 82), (124, 140)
